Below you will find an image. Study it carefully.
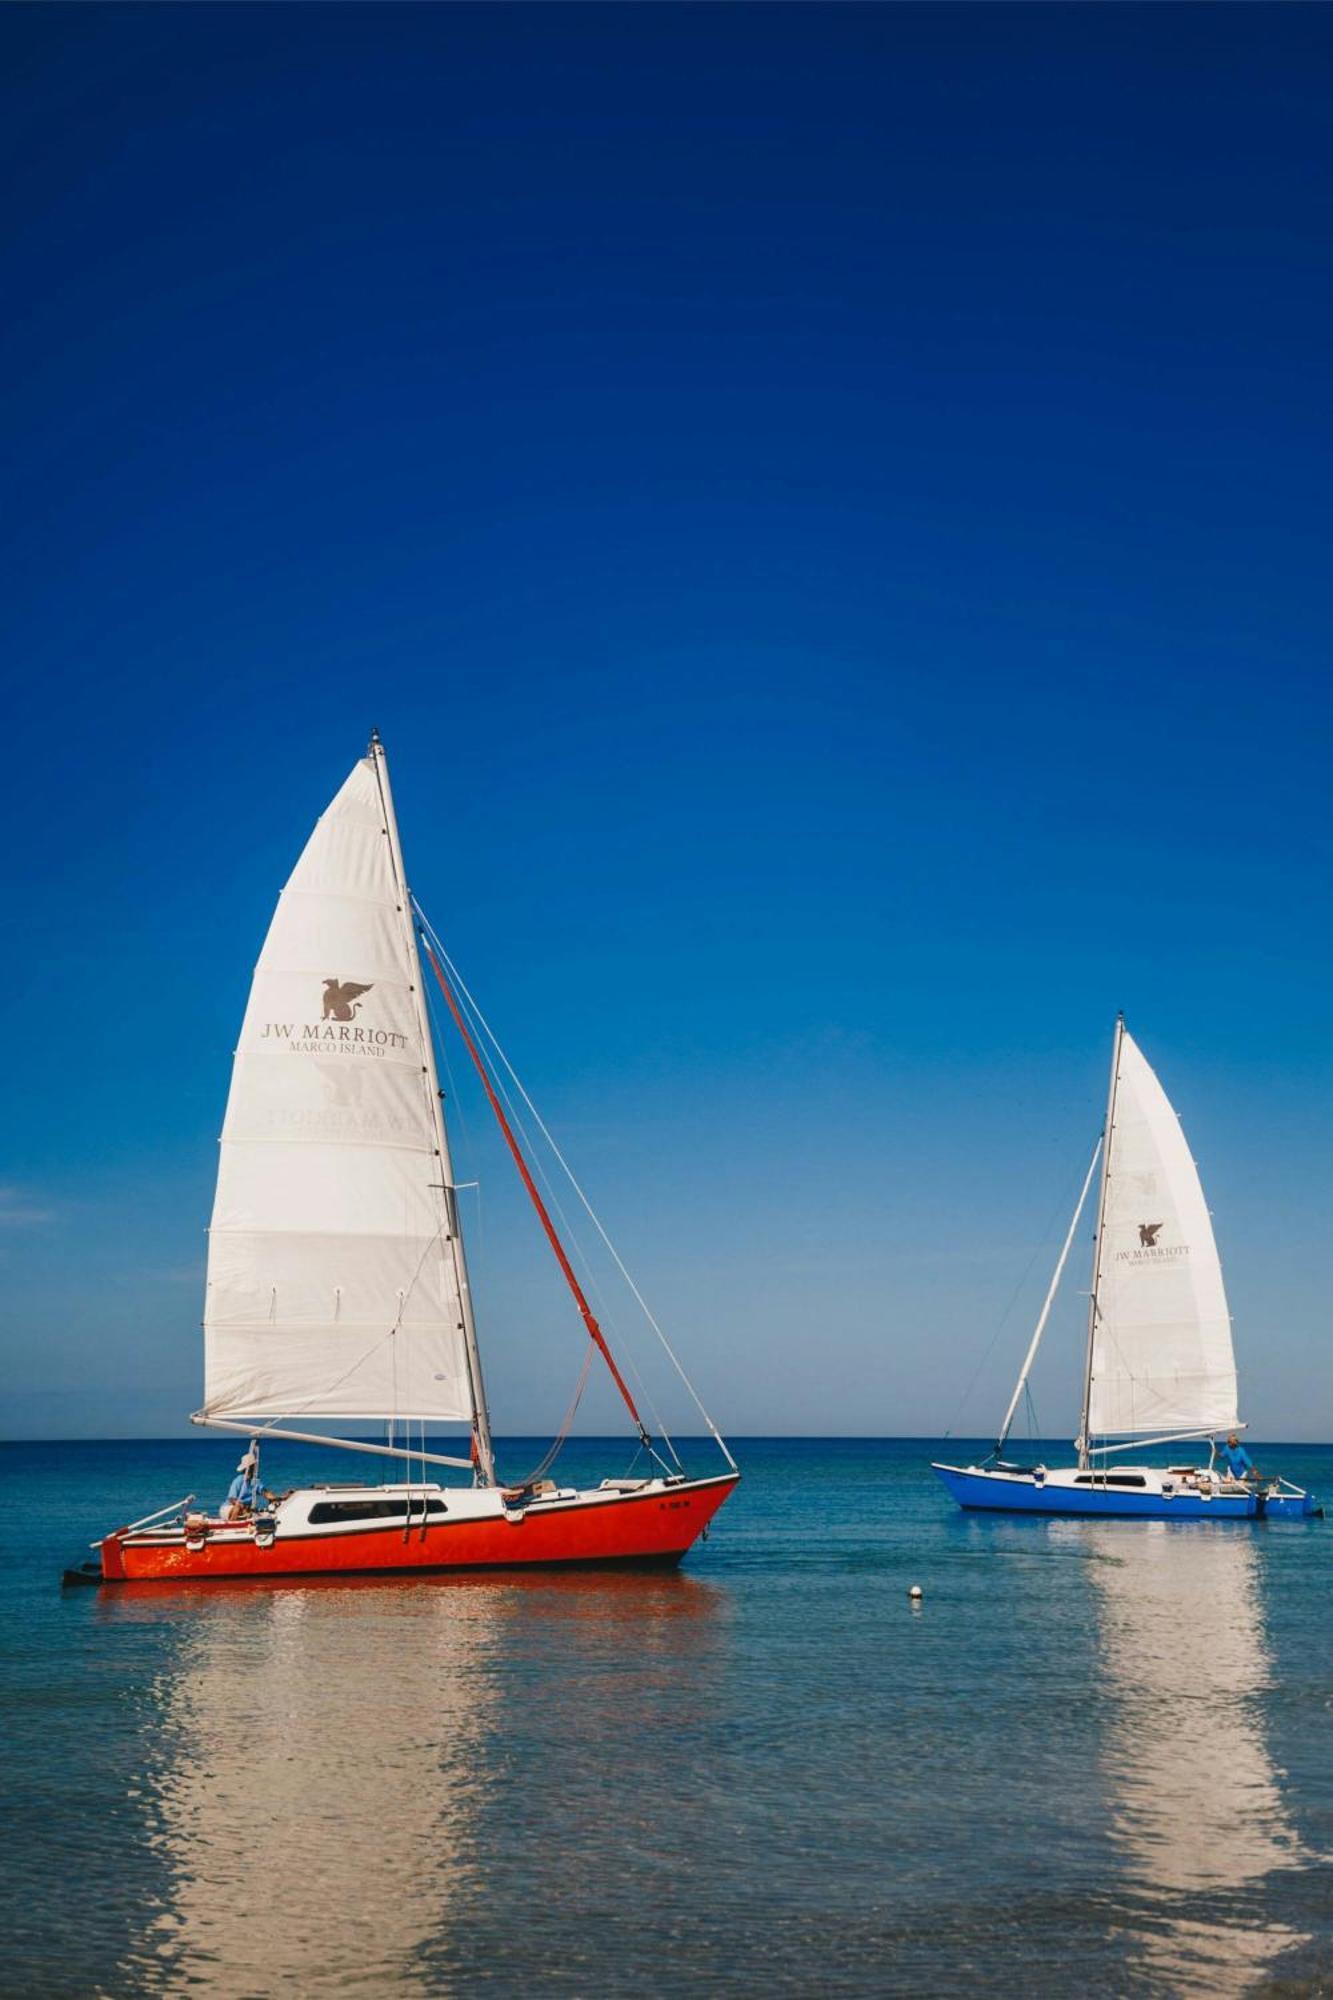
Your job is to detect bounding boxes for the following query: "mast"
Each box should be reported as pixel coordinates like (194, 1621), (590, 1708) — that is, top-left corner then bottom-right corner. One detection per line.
(1077, 1013), (1124, 1469)
(369, 731), (496, 1486)
(994, 1133), (1102, 1458)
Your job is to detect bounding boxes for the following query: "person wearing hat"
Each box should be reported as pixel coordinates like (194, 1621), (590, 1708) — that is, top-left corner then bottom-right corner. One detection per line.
(222, 1448), (266, 1521)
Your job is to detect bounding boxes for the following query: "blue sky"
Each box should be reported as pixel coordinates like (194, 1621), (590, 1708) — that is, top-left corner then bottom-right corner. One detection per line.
(2, 6), (1330, 1442)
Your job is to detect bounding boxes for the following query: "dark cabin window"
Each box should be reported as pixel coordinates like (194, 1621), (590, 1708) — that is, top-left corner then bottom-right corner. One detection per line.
(308, 1498), (448, 1524)
(1073, 1473), (1147, 1489)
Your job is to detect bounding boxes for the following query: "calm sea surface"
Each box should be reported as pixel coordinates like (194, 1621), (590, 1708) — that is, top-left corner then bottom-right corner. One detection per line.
(2, 1436), (1330, 1998)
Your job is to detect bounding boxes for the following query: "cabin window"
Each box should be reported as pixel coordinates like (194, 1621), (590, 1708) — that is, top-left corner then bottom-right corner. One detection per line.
(308, 1498), (448, 1524)
(1072, 1473), (1147, 1489)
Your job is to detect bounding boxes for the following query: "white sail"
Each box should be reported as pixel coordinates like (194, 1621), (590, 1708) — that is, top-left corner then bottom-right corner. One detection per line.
(1087, 1029), (1238, 1439)
(202, 757), (475, 1425)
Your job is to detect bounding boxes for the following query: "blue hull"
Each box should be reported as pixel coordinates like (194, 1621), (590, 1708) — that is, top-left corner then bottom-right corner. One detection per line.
(933, 1464), (1316, 1521)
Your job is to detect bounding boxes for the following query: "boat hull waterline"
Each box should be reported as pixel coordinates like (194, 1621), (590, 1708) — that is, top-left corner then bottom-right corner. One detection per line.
(933, 1462), (1316, 1520)
(98, 1472), (740, 1583)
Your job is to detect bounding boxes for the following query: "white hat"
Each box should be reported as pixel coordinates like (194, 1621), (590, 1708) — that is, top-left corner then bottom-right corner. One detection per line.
(237, 1452), (258, 1472)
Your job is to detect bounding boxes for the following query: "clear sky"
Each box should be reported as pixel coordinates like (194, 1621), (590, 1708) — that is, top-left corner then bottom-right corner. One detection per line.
(2, 6), (1330, 1443)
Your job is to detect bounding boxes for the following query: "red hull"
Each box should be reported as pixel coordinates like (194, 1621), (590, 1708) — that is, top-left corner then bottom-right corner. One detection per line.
(100, 1473), (738, 1583)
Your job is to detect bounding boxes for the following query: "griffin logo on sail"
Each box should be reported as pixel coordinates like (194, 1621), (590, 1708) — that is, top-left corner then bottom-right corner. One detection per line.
(1115, 1221), (1188, 1264)
(323, 978), (373, 1021)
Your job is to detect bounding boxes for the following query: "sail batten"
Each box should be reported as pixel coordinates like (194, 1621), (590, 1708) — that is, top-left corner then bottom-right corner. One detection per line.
(202, 757), (475, 1428)
(1086, 1029), (1238, 1440)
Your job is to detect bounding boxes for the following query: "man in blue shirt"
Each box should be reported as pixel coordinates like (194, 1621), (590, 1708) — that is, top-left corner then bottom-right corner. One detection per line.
(222, 1450), (265, 1520)
(1221, 1433), (1257, 1483)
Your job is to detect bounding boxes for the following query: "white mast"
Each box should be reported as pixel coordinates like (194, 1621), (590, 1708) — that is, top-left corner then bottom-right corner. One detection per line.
(994, 1133), (1102, 1458)
(368, 732), (496, 1486)
(1077, 1013), (1124, 1469)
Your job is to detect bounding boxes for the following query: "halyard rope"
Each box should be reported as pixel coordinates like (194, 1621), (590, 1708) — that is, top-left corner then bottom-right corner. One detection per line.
(414, 900), (736, 1473)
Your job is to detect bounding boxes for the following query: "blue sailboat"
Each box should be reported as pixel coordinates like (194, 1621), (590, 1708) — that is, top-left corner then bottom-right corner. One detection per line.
(934, 1019), (1317, 1520)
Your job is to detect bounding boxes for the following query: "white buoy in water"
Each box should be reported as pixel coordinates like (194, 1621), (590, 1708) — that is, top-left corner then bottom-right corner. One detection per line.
(908, 1584), (923, 1601)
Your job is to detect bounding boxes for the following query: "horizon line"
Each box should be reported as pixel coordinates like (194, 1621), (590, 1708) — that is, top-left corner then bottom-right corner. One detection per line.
(3, 1431), (1330, 1450)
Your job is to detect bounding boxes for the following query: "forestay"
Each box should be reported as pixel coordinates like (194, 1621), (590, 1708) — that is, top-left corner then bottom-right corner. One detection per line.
(1087, 1030), (1238, 1439)
(201, 759), (474, 1425)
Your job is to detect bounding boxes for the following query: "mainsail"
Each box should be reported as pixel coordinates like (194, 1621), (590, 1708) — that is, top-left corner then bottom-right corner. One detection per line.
(201, 754), (477, 1428)
(1086, 1027), (1238, 1439)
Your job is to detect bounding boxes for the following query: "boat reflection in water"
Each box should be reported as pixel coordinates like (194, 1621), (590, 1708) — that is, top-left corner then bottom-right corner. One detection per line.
(1080, 1522), (1307, 1992)
(94, 1569), (727, 1994)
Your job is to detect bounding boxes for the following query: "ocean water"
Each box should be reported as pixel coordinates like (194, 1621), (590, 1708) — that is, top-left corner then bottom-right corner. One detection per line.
(2, 1435), (1331, 1999)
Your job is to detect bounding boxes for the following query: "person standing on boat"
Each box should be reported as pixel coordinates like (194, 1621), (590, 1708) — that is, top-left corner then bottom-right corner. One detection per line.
(222, 1450), (265, 1520)
(1221, 1433), (1258, 1484)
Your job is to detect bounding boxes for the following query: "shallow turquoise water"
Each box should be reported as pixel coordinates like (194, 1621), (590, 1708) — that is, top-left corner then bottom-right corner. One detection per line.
(3, 1436), (1331, 1997)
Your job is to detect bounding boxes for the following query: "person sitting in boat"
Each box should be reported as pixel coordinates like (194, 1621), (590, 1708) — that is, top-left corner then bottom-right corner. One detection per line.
(1220, 1433), (1257, 1484)
(222, 1451), (266, 1520)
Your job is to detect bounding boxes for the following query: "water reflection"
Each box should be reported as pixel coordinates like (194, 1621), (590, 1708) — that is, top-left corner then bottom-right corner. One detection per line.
(1080, 1524), (1307, 1993)
(94, 1570), (727, 1995)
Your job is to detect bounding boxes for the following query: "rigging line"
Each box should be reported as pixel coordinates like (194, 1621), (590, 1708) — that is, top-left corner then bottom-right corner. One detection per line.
(435, 968), (682, 1473)
(423, 968), (485, 1261)
(943, 1138), (1100, 1440)
(457, 986), (611, 1308)
(422, 964), (478, 1198)
(435, 961), (636, 1365)
(1023, 1381), (1042, 1442)
(419, 922), (680, 1468)
(433, 935), (680, 1471)
(994, 1134), (1102, 1457)
(219, 1329), (397, 1443)
(212, 1220), (451, 1441)
(421, 936), (652, 1444)
(431, 957), (676, 1477)
(415, 902), (734, 1471)
(438, 990), (681, 1470)
(513, 1343), (596, 1489)
(423, 930), (611, 1311)
(426, 932), (702, 1468)
(391, 1328), (399, 1474)
(415, 915), (608, 1290)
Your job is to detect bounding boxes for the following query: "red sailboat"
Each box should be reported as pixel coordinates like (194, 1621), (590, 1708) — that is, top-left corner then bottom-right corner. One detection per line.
(94, 735), (738, 1582)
